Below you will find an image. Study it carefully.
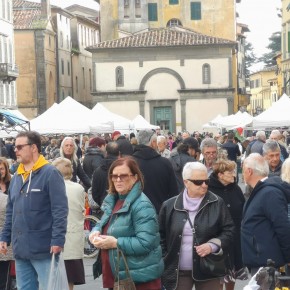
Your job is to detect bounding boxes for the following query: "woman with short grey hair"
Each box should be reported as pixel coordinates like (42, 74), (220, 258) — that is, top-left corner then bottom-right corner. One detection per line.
(159, 162), (235, 290)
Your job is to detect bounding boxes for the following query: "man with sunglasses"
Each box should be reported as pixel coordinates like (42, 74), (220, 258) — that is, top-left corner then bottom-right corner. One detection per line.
(0, 131), (68, 290)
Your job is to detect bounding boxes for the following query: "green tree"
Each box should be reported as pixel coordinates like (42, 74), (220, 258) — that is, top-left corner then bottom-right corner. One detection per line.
(244, 40), (257, 77)
(259, 31), (281, 67)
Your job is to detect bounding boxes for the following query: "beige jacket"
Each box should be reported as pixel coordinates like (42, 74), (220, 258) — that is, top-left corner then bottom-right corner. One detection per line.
(63, 180), (85, 260)
(0, 192), (13, 261)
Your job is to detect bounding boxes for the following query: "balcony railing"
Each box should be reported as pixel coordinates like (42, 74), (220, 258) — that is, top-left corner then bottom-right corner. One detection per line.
(0, 63), (19, 83)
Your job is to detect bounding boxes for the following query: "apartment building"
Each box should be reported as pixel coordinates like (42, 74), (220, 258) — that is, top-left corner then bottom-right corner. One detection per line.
(0, 0), (18, 108)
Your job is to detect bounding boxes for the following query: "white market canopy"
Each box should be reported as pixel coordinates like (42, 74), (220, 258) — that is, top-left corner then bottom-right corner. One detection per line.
(132, 115), (160, 130)
(205, 111), (253, 129)
(252, 94), (290, 129)
(30, 97), (111, 134)
(91, 103), (132, 132)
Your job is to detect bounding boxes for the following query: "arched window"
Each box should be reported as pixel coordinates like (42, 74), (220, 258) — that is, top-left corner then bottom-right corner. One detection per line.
(202, 63), (211, 84)
(166, 18), (182, 27)
(116, 66), (124, 87)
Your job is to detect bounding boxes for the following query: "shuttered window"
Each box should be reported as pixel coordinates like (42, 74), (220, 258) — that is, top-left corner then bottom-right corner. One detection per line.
(191, 2), (201, 20)
(148, 3), (158, 21)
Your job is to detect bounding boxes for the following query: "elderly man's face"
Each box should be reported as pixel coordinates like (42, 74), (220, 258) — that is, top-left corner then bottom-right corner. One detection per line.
(182, 132), (190, 139)
(270, 134), (279, 142)
(202, 146), (217, 165)
(264, 150), (280, 169)
(242, 163), (251, 184)
(157, 139), (167, 153)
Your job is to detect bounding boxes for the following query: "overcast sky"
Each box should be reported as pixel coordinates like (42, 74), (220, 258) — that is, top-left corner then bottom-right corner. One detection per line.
(237, 0), (281, 58)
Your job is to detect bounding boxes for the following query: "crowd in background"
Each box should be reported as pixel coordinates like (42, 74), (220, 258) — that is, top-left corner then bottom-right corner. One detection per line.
(1, 127), (290, 289)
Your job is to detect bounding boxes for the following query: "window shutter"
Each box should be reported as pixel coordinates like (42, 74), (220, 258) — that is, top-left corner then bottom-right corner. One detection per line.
(148, 3), (158, 21)
(191, 2), (201, 20)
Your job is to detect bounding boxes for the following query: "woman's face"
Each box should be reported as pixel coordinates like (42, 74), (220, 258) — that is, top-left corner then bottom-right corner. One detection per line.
(218, 170), (236, 186)
(111, 164), (137, 195)
(184, 170), (208, 198)
(63, 139), (75, 157)
(0, 163), (7, 180)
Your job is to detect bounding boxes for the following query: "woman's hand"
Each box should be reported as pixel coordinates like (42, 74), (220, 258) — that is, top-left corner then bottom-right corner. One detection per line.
(89, 231), (101, 244)
(92, 235), (118, 249)
(194, 243), (212, 257)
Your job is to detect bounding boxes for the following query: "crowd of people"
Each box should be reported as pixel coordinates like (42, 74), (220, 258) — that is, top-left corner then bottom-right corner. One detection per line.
(0, 127), (290, 290)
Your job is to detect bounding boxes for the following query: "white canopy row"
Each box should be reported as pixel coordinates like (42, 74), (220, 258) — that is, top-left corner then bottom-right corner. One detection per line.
(203, 94), (290, 131)
(29, 97), (159, 134)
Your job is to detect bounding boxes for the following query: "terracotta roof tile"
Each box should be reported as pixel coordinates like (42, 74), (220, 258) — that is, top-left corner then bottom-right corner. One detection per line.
(87, 26), (236, 51)
(13, 0), (42, 29)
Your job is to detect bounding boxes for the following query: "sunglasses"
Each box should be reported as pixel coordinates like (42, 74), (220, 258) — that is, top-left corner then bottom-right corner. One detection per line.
(14, 144), (32, 151)
(187, 179), (209, 186)
(111, 174), (134, 182)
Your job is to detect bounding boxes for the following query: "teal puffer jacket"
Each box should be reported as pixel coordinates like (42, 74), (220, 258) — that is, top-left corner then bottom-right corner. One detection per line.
(92, 182), (164, 283)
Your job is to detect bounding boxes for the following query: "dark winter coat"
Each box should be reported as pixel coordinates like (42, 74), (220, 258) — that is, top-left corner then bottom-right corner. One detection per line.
(241, 176), (290, 268)
(91, 155), (118, 206)
(159, 191), (235, 289)
(208, 173), (245, 270)
(222, 140), (241, 162)
(132, 145), (178, 213)
(83, 147), (105, 179)
(72, 159), (91, 192)
(169, 151), (196, 192)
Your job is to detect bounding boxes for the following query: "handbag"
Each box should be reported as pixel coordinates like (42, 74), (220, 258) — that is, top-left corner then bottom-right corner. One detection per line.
(200, 253), (227, 277)
(187, 214), (227, 277)
(113, 248), (136, 290)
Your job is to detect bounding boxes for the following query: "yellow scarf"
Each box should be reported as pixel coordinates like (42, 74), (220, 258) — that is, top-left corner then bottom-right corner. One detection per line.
(17, 155), (49, 181)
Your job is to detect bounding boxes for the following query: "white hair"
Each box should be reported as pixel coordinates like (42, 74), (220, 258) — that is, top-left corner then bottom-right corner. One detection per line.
(60, 137), (78, 165)
(157, 135), (166, 144)
(182, 162), (207, 180)
(243, 153), (269, 177)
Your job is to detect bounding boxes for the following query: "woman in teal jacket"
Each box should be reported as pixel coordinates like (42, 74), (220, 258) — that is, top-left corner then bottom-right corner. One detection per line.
(89, 157), (164, 290)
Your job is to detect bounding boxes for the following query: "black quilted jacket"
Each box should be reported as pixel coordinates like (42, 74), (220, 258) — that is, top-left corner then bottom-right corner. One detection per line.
(158, 191), (235, 290)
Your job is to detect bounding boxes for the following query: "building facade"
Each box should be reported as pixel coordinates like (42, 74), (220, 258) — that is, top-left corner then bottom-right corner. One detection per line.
(67, 6), (99, 107)
(249, 66), (278, 116)
(13, 0), (57, 118)
(100, 0), (239, 42)
(281, 0), (290, 95)
(0, 0), (18, 108)
(51, 7), (74, 102)
(87, 27), (236, 133)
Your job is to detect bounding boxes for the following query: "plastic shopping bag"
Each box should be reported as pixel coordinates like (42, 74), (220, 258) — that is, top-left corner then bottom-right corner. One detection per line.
(243, 268), (263, 290)
(48, 253), (69, 290)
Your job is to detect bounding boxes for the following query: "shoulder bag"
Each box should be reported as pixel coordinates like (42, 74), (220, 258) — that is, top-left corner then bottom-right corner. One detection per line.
(187, 214), (227, 277)
(113, 248), (136, 290)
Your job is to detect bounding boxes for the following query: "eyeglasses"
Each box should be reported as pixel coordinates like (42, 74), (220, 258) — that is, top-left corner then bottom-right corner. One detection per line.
(204, 151), (217, 156)
(187, 179), (210, 186)
(14, 144), (32, 151)
(111, 174), (134, 182)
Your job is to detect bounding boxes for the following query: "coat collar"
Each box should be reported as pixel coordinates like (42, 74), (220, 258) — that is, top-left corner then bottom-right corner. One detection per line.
(101, 182), (142, 215)
(173, 189), (218, 211)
